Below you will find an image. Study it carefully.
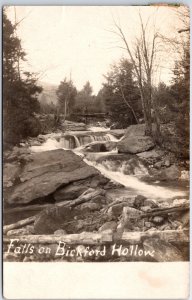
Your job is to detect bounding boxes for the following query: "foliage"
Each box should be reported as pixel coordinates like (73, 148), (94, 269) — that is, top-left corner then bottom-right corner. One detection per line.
(151, 7), (189, 155)
(73, 81), (93, 113)
(3, 9), (42, 145)
(72, 81), (105, 118)
(170, 7), (189, 153)
(39, 94), (57, 114)
(100, 58), (142, 128)
(56, 78), (77, 118)
(152, 78), (189, 157)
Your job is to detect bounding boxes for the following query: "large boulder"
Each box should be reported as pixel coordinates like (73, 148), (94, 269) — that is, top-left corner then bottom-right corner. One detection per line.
(54, 174), (109, 202)
(3, 162), (21, 188)
(159, 164), (181, 181)
(143, 238), (184, 262)
(117, 136), (155, 154)
(5, 149), (98, 205)
(137, 148), (165, 161)
(124, 124), (146, 136)
(117, 124), (155, 154)
(34, 206), (73, 234)
(54, 184), (87, 202)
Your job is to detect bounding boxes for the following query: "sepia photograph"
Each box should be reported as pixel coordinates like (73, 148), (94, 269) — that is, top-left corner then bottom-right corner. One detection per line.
(2, 4), (190, 298)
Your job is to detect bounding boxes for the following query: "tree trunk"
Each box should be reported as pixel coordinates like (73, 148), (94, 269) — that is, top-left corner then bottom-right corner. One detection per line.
(121, 229), (189, 244)
(3, 232), (113, 244)
(141, 202), (189, 218)
(119, 85), (139, 124)
(140, 91), (152, 136)
(152, 96), (162, 143)
(3, 216), (36, 235)
(3, 229), (189, 245)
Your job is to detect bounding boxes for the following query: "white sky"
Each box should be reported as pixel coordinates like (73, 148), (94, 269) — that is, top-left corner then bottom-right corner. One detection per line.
(7, 6), (183, 94)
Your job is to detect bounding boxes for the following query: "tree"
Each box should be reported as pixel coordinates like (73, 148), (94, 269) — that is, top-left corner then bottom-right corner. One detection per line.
(82, 81), (93, 98)
(101, 58), (142, 128)
(56, 78), (77, 121)
(40, 93), (57, 114)
(74, 81), (93, 114)
(170, 7), (189, 153)
(3, 9), (42, 145)
(111, 12), (161, 138)
(152, 82), (175, 124)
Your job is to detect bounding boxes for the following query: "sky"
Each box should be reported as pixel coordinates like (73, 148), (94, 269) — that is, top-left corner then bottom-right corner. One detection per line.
(7, 6), (183, 94)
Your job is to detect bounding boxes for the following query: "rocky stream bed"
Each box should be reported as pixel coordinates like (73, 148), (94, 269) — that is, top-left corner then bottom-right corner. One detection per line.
(3, 123), (189, 262)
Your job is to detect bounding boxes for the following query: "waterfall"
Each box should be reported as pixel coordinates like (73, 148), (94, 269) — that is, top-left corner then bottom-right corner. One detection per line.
(30, 138), (63, 152)
(59, 137), (70, 149)
(106, 134), (118, 142)
(30, 132), (118, 152)
(97, 158), (149, 177)
(72, 135), (81, 148)
(85, 159), (186, 200)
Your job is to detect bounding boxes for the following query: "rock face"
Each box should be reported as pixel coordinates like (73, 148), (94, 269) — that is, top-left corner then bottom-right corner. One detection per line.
(160, 165), (181, 180)
(143, 238), (184, 262)
(123, 124), (146, 136)
(99, 221), (117, 232)
(117, 136), (155, 154)
(3, 162), (21, 188)
(137, 149), (165, 161)
(54, 184), (87, 201)
(53, 174), (109, 202)
(117, 125), (155, 154)
(118, 136), (155, 154)
(6, 149), (98, 205)
(34, 206), (73, 234)
(33, 188), (107, 234)
(117, 123), (189, 158)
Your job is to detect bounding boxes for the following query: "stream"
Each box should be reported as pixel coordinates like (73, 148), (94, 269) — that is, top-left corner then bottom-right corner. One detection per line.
(30, 127), (188, 201)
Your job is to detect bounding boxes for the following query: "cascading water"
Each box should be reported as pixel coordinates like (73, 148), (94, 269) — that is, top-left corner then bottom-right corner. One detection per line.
(105, 134), (118, 142)
(30, 138), (62, 152)
(84, 158), (186, 200)
(72, 135), (81, 148)
(31, 132), (117, 152)
(98, 159), (149, 176)
(30, 128), (187, 200)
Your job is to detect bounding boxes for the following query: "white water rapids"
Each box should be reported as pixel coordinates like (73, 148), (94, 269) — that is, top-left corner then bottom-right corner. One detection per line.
(85, 160), (186, 200)
(30, 128), (187, 200)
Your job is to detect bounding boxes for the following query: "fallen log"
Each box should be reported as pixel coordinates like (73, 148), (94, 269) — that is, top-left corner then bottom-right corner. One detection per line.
(121, 229), (189, 244)
(141, 203), (189, 218)
(7, 228), (33, 236)
(3, 232), (113, 245)
(3, 230), (189, 245)
(66, 188), (103, 208)
(3, 216), (36, 235)
(102, 199), (129, 214)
